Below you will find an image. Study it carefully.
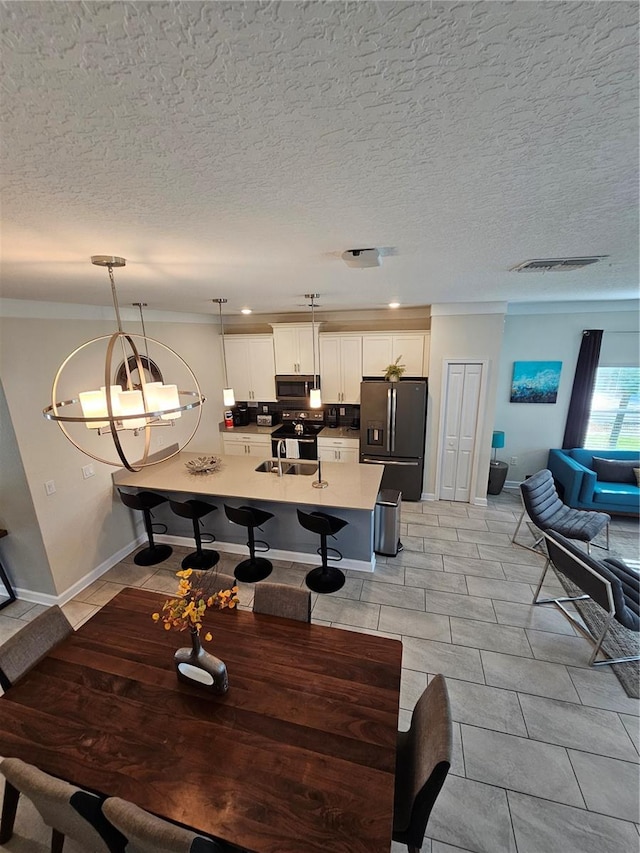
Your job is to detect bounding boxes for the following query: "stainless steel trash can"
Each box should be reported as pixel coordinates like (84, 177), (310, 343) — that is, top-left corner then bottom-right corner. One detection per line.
(374, 489), (402, 556)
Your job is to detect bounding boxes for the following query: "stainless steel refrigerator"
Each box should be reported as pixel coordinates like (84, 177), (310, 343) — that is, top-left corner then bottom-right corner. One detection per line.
(359, 380), (428, 501)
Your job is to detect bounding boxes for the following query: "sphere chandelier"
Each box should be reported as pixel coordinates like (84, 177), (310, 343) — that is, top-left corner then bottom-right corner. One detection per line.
(42, 256), (205, 472)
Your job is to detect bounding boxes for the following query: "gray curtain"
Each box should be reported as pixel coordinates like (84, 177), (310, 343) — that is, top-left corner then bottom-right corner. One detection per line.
(562, 329), (603, 448)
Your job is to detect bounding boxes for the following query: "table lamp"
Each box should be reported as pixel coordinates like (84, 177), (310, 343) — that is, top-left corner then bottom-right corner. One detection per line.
(491, 430), (505, 463)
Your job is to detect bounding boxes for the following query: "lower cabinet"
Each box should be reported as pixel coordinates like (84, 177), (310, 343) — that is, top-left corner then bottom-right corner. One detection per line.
(222, 433), (271, 457)
(317, 437), (359, 463)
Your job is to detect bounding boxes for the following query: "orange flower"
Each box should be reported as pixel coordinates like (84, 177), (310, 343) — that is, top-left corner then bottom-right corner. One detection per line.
(151, 570), (239, 638)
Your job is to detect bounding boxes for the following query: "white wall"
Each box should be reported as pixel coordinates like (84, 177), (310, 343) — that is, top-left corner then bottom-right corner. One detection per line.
(495, 301), (640, 482)
(425, 304), (506, 504)
(0, 303), (225, 598)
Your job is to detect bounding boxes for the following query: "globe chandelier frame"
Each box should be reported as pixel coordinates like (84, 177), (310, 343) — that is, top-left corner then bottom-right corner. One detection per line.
(42, 256), (205, 472)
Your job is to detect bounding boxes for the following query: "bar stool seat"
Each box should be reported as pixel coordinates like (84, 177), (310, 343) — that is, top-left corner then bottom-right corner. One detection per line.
(118, 490), (173, 566)
(224, 504), (274, 582)
(297, 509), (348, 594)
(169, 499), (220, 570)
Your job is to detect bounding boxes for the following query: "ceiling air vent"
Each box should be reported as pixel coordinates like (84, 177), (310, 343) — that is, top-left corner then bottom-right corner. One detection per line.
(510, 256), (607, 272)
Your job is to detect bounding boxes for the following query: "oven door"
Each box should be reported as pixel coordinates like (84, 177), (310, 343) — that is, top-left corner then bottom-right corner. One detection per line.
(271, 435), (318, 460)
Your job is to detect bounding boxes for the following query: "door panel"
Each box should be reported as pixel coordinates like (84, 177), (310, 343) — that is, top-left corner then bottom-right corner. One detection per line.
(439, 363), (482, 502)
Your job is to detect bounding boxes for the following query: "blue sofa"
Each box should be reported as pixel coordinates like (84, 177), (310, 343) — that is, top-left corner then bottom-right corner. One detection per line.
(547, 449), (640, 516)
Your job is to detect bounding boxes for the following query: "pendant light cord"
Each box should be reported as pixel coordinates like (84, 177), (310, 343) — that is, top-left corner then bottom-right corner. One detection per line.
(218, 301), (230, 389)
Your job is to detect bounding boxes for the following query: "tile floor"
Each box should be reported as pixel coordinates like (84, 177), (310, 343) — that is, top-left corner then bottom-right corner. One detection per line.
(0, 489), (638, 853)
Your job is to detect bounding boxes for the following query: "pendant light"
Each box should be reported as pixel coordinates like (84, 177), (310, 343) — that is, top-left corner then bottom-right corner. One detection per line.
(305, 293), (321, 408)
(43, 256), (205, 472)
(212, 298), (235, 407)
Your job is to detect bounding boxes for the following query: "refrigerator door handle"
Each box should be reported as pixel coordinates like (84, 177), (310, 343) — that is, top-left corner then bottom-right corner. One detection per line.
(385, 387), (392, 452)
(390, 386), (397, 452)
(362, 457), (420, 467)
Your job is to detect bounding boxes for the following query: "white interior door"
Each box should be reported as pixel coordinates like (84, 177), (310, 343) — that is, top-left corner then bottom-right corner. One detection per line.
(440, 363), (482, 501)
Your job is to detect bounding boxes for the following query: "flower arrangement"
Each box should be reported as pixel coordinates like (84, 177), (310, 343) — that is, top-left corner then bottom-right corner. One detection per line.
(384, 355), (406, 381)
(152, 568), (239, 642)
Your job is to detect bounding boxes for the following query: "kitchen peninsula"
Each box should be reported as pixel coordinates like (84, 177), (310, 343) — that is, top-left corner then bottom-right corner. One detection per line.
(113, 451), (384, 571)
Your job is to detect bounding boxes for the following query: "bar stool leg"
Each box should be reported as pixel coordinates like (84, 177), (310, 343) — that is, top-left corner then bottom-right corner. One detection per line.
(305, 533), (345, 594)
(134, 509), (172, 567)
(234, 522), (273, 583)
(182, 518), (219, 571)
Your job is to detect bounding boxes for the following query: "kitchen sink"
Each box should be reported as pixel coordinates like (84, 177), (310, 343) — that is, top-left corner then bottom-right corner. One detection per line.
(254, 460), (318, 476)
(285, 462), (318, 476)
(255, 460), (281, 473)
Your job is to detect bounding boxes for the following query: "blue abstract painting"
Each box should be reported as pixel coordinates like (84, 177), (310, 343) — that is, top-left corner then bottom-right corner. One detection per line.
(510, 361), (562, 403)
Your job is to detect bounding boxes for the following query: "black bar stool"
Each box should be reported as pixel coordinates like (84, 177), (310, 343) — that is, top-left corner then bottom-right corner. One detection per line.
(297, 509), (348, 594)
(169, 499), (220, 570)
(224, 505), (274, 583)
(117, 490), (173, 567)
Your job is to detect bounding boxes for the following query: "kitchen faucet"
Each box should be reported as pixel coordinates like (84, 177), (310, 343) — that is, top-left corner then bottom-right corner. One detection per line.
(276, 439), (286, 477)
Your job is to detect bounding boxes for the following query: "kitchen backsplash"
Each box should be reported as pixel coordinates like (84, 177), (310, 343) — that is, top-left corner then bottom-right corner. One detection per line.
(233, 400), (360, 429)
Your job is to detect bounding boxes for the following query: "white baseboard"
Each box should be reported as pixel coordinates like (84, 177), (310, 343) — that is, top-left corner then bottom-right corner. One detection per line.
(14, 535), (145, 607)
(157, 534), (375, 573)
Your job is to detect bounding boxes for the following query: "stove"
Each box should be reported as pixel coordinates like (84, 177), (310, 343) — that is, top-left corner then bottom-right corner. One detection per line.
(271, 410), (324, 459)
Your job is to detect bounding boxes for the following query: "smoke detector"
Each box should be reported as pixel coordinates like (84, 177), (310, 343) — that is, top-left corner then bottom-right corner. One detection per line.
(510, 256), (607, 272)
(342, 248), (381, 268)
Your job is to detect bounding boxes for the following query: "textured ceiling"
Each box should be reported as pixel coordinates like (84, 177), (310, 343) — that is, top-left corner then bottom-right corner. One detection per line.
(1, 1), (638, 317)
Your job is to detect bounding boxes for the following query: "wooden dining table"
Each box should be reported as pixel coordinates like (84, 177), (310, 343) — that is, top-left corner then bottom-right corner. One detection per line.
(0, 587), (402, 853)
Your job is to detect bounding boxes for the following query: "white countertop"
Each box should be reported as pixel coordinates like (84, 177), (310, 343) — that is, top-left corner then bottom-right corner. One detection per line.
(113, 451), (382, 512)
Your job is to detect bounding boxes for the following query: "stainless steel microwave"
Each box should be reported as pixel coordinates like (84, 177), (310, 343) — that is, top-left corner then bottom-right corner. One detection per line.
(275, 375), (319, 402)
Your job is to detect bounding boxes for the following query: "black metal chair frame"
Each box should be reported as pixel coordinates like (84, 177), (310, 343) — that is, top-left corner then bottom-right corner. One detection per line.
(169, 499), (220, 571)
(297, 509), (347, 594)
(224, 504), (274, 583)
(118, 490), (173, 567)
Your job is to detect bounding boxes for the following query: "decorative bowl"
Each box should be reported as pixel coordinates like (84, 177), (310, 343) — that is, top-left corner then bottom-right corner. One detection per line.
(185, 455), (222, 475)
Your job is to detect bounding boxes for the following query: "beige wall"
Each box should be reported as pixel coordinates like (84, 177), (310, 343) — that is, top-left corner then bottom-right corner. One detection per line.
(0, 380), (54, 595)
(0, 307), (223, 598)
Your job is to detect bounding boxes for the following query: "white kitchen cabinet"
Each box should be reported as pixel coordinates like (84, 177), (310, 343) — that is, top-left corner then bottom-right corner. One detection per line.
(223, 335), (276, 402)
(271, 324), (317, 374)
(317, 436), (359, 463)
(361, 333), (427, 378)
(222, 432), (271, 457)
(319, 335), (363, 403)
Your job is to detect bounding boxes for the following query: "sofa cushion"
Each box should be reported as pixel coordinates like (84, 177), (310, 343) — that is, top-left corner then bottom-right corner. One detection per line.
(592, 483), (640, 508)
(592, 457), (640, 484)
(635, 468), (640, 487)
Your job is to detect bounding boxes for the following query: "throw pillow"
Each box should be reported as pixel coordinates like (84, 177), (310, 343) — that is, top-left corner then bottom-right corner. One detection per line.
(592, 457), (640, 484)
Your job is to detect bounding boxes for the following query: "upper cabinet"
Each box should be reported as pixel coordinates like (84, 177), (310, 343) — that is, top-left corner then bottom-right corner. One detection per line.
(319, 335), (363, 404)
(271, 324), (317, 374)
(361, 332), (429, 378)
(223, 335), (276, 402)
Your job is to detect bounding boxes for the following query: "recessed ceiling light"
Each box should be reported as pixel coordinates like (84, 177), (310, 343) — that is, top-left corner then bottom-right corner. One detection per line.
(241, 308), (252, 315)
(388, 302), (400, 309)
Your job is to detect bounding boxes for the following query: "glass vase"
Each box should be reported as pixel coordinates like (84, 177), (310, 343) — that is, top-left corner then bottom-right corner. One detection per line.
(174, 628), (228, 694)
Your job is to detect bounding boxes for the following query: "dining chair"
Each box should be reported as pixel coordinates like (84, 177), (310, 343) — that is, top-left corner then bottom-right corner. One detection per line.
(0, 757), (125, 852)
(392, 674), (452, 853)
(253, 581), (311, 622)
(0, 604), (73, 691)
(102, 796), (230, 852)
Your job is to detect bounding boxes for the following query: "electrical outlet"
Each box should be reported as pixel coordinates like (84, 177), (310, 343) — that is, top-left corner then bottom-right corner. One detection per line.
(510, 456), (518, 465)
(339, 407), (345, 416)
(44, 480), (56, 496)
(262, 405), (268, 413)
(82, 464), (95, 479)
